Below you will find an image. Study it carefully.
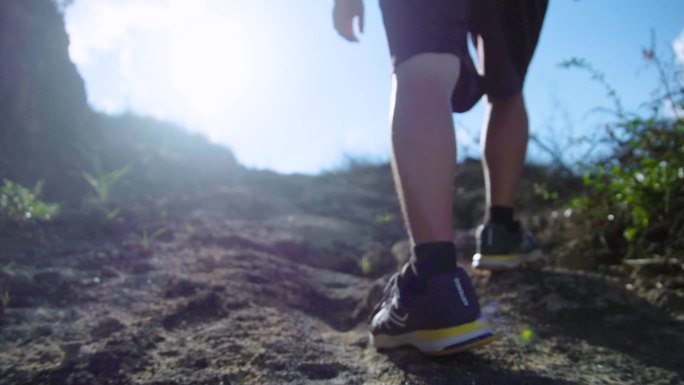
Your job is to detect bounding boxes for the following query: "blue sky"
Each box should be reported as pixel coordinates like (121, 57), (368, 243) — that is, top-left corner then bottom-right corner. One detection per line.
(64, 0), (684, 174)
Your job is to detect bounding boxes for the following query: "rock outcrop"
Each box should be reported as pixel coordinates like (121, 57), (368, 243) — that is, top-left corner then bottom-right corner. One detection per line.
(0, 0), (242, 204)
(0, 0), (93, 200)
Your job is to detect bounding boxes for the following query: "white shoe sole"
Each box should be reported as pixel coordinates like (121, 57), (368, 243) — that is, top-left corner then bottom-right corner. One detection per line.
(472, 253), (521, 270)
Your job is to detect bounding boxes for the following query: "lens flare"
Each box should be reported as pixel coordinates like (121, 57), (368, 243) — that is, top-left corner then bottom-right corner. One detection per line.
(519, 324), (535, 343)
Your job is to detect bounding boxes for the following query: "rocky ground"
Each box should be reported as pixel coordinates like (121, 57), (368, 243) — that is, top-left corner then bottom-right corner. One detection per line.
(1, 171), (683, 385)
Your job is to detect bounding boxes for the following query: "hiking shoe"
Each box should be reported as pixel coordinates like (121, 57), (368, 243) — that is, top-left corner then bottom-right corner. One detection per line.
(369, 268), (495, 355)
(472, 221), (537, 270)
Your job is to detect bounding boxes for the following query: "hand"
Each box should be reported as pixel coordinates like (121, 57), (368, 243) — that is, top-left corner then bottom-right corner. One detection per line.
(333, 0), (364, 42)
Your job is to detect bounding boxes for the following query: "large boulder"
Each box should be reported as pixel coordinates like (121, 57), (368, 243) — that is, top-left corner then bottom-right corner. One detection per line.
(0, 0), (93, 201)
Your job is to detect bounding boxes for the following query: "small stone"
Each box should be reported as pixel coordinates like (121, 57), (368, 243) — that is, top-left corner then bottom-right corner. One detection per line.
(350, 335), (368, 349)
(130, 261), (154, 274)
(60, 341), (82, 365)
(33, 325), (54, 337)
(91, 317), (125, 338)
(100, 266), (121, 278)
(193, 357), (210, 369)
(6, 272), (41, 306)
(33, 271), (63, 286)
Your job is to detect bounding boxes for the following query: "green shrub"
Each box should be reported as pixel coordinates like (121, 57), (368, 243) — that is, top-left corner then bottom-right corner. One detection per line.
(82, 159), (133, 204)
(0, 180), (60, 226)
(560, 52), (684, 263)
(570, 119), (684, 261)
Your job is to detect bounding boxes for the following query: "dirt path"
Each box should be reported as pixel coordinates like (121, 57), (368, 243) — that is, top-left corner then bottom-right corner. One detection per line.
(1, 176), (682, 385)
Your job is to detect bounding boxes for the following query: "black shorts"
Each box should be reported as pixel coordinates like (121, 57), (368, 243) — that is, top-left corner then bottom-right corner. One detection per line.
(379, 0), (548, 112)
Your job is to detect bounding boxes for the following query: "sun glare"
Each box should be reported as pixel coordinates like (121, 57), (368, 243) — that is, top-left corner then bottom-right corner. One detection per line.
(66, 0), (332, 172)
(165, 11), (261, 118)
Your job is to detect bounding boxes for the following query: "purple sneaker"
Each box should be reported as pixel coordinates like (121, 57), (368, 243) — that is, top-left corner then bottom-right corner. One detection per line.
(369, 267), (495, 355)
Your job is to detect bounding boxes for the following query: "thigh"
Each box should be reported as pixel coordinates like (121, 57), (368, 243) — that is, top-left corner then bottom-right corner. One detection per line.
(394, 52), (463, 92)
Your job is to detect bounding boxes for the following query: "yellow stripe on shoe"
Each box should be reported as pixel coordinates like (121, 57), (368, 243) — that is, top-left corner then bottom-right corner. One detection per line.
(472, 253), (521, 270)
(426, 335), (496, 356)
(415, 318), (491, 341)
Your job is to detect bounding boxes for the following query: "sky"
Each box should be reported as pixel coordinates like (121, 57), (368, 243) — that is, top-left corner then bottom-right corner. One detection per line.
(64, 0), (684, 174)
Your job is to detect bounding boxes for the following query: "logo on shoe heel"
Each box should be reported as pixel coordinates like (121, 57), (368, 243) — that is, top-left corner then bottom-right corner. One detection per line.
(454, 278), (470, 306)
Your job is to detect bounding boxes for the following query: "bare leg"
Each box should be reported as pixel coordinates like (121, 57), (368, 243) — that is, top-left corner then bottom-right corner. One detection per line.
(371, 55), (496, 357)
(481, 93), (528, 209)
(390, 53), (461, 246)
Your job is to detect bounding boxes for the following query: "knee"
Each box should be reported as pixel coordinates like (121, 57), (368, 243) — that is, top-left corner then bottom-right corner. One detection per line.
(394, 53), (461, 98)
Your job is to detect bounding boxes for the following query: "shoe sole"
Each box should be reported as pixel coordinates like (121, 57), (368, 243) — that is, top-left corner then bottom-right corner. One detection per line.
(370, 317), (495, 355)
(472, 253), (521, 270)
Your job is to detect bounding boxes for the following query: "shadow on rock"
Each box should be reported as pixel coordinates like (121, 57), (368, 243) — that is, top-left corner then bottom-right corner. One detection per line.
(382, 348), (576, 385)
(486, 268), (684, 378)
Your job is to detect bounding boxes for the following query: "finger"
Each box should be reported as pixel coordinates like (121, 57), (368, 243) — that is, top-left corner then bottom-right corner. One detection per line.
(335, 19), (357, 41)
(335, 22), (356, 41)
(346, 26), (359, 42)
(358, 11), (364, 34)
(333, 10), (357, 41)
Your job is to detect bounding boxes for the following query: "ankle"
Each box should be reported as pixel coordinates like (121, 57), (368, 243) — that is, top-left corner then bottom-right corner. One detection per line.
(412, 241), (457, 272)
(486, 205), (518, 231)
(401, 241), (457, 292)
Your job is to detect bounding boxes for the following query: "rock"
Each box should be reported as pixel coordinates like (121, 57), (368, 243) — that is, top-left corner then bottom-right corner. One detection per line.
(162, 290), (227, 330)
(0, 0), (93, 201)
(33, 271), (63, 286)
(88, 350), (123, 377)
(163, 278), (204, 298)
(358, 242), (396, 278)
(296, 362), (346, 380)
(76, 252), (108, 270)
(296, 266), (374, 331)
(60, 341), (82, 366)
(32, 270), (78, 304)
(130, 261), (154, 274)
(100, 265), (121, 278)
(180, 353), (210, 369)
(91, 317), (125, 339)
(366, 277), (388, 315)
(4, 270), (41, 306)
(32, 325), (54, 338)
(350, 335), (368, 349)
(391, 240), (411, 267)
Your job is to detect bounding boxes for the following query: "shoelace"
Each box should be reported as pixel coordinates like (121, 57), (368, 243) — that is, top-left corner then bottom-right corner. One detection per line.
(368, 273), (399, 322)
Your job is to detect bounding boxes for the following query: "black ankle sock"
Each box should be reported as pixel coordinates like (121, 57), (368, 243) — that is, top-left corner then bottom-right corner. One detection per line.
(487, 205), (515, 227)
(402, 242), (457, 293)
(412, 241), (457, 273)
